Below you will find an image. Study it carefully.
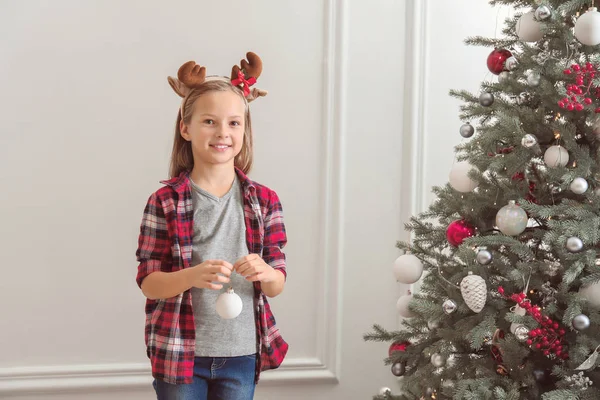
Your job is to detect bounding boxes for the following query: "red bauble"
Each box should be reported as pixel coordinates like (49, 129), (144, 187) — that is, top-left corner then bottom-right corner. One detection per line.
(446, 220), (475, 247)
(388, 341), (409, 357)
(487, 48), (513, 75)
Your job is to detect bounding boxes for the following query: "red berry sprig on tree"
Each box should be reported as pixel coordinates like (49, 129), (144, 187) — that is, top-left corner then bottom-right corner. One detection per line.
(498, 287), (569, 360)
(559, 63), (600, 113)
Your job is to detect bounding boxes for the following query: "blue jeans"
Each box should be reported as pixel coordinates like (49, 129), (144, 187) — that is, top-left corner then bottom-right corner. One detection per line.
(153, 354), (257, 400)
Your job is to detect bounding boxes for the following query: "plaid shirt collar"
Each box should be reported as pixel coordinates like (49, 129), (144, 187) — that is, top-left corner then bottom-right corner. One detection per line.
(161, 167), (256, 198)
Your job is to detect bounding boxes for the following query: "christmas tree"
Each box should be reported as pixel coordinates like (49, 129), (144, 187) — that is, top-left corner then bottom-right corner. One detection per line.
(365, 1), (600, 399)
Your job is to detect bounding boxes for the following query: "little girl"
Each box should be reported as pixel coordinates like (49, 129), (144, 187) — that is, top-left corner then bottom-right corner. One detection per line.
(135, 51), (288, 400)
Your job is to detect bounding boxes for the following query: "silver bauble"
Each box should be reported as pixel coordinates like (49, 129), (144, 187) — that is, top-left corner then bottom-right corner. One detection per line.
(431, 353), (446, 367)
(521, 134), (538, 148)
(514, 325), (530, 341)
(498, 71), (510, 83)
(442, 299), (458, 314)
(505, 56), (519, 71)
(566, 236), (584, 252)
(527, 71), (541, 86)
(391, 362), (405, 377)
(573, 314), (591, 330)
(460, 122), (475, 138)
(479, 92), (495, 107)
(425, 387), (435, 396)
(570, 177), (589, 194)
(476, 247), (493, 265)
(535, 5), (552, 21)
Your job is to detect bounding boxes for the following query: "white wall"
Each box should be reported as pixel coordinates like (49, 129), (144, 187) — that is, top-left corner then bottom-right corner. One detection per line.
(0, 0), (514, 399)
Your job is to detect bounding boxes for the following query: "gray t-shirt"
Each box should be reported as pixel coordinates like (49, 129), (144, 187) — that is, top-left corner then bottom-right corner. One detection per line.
(189, 176), (257, 357)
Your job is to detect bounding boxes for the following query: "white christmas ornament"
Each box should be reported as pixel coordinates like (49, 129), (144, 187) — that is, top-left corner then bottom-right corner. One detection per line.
(460, 272), (487, 313)
(580, 282), (600, 308)
(495, 200), (528, 236)
(516, 11), (544, 42)
(570, 177), (589, 194)
(575, 7), (600, 46)
(393, 254), (423, 284)
(396, 291), (415, 318)
(216, 287), (243, 319)
(449, 161), (478, 192)
(544, 145), (569, 168)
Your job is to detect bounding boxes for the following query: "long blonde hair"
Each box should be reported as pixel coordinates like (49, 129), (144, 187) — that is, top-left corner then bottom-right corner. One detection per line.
(169, 80), (253, 178)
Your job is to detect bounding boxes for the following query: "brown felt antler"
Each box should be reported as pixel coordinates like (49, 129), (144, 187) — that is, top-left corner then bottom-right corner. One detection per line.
(230, 52), (263, 82)
(167, 61), (207, 98)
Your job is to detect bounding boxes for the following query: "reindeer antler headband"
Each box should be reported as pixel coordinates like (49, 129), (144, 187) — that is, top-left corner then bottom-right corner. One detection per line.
(167, 51), (267, 118)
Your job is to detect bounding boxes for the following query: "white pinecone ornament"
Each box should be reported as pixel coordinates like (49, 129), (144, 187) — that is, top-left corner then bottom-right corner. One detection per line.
(460, 272), (487, 313)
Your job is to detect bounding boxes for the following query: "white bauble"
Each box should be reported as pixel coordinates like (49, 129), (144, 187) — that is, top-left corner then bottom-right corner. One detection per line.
(396, 292), (415, 318)
(516, 11), (544, 42)
(580, 282), (600, 308)
(216, 287), (243, 319)
(449, 161), (478, 192)
(570, 177), (589, 194)
(495, 200), (528, 236)
(393, 254), (423, 284)
(575, 7), (600, 46)
(544, 145), (569, 168)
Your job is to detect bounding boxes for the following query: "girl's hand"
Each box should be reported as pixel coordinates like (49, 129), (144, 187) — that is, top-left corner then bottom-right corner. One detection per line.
(234, 254), (278, 283)
(188, 260), (233, 290)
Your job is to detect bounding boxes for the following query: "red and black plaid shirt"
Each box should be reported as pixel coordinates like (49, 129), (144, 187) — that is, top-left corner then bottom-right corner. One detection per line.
(135, 168), (288, 384)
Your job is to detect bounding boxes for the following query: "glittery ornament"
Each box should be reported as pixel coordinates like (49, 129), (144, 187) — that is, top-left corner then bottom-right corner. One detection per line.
(534, 5), (552, 21)
(442, 299), (458, 314)
(495, 200), (528, 236)
(521, 134), (538, 148)
(446, 220), (475, 246)
(460, 272), (487, 313)
(487, 48), (513, 75)
(505, 56), (518, 71)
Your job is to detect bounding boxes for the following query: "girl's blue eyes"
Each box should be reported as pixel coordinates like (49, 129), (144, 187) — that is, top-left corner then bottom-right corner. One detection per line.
(203, 120), (240, 126)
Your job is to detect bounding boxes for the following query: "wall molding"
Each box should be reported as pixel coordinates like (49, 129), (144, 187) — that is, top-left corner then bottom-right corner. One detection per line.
(313, 0), (346, 383)
(0, 0), (346, 395)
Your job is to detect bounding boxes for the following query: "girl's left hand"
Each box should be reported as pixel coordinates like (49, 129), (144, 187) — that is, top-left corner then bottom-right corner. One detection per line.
(234, 254), (278, 283)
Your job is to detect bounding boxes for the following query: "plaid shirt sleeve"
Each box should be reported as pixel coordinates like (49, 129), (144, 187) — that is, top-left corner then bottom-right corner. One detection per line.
(262, 190), (287, 279)
(135, 192), (173, 287)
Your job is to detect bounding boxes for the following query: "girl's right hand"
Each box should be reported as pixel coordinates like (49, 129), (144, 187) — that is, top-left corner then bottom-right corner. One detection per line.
(188, 260), (233, 290)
